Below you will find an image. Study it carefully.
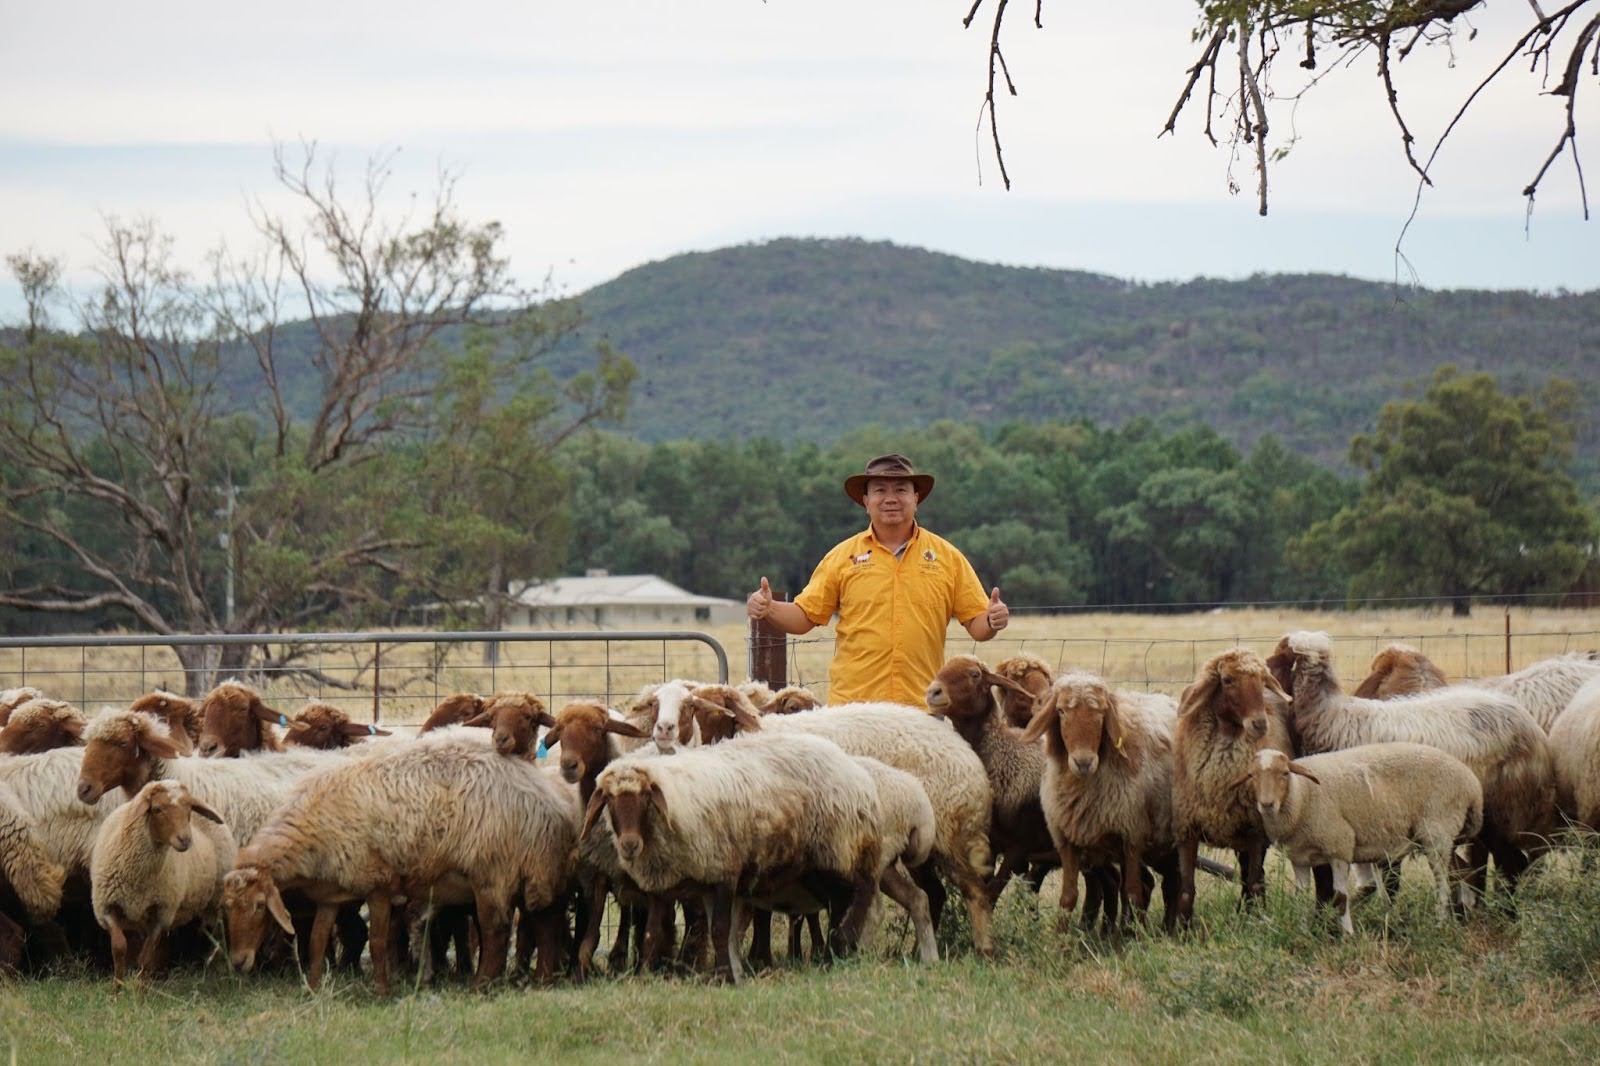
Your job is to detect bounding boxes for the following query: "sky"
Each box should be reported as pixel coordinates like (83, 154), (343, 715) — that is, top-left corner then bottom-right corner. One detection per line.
(2, 0), (1596, 321)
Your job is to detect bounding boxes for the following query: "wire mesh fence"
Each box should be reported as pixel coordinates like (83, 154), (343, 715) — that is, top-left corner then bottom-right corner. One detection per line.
(0, 630), (730, 724)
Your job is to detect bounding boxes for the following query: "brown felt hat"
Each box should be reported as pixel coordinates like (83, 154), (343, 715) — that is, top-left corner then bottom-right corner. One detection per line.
(843, 453), (935, 507)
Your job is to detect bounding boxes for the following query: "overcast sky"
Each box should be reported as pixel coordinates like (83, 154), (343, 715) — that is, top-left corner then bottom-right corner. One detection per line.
(2, 0), (1595, 320)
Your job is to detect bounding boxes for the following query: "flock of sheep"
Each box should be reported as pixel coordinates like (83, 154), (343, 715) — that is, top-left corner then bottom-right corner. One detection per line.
(0, 630), (1597, 992)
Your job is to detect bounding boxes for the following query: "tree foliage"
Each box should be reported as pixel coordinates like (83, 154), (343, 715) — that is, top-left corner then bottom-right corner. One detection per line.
(1294, 366), (1597, 614)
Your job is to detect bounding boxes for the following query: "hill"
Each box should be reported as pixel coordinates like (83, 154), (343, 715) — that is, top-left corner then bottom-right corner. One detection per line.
(545, 238), (1600, 480)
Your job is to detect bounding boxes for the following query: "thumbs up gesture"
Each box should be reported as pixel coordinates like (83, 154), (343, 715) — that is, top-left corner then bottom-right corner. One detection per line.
(986, 587), (1009, 633)
(747, 576), (775, 621)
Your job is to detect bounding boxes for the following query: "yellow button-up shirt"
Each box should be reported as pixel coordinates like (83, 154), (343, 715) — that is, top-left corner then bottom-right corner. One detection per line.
(794, 524), (989, 708)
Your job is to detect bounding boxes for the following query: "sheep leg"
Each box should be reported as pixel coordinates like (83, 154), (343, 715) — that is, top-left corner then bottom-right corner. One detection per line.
(367, 894), (393, 997)
(806, 911), (828, 963)
(335, 904), (368, 975)
(832, 873), (879, 958)
(787, 915), (803, 961)
(514, 904), (537, 975)
(747, 908), (774, 970)
(577, 878), (607, 981)
(1055, 845), (1081, 934)
(880, 863), (938, 964)
(1426, 848), (1453, 922)
(1121, 843), (1149, 928)
(105, 911), (129, 990)
(1176, 835), (1199, 927)
(135, 927), (168, 980)
(306, 903), (338, 992)
(1330, 862), (1353, 936)
(1450, 849), (1478, 914)
(640, 897), (670, 973)
(1464, 841), (1490, 904)
(678, 899), (709, 972)
(472, 893), (512, 990)
(533, 905), (563, 986)
(986, 849), (1023, 905)
(709, 887), (739, 985)
(910, 863), (947, 929)
(1236, 841), (1268, 910)
(608, 902), (634, 973)
(1156, 856), (1182, 933)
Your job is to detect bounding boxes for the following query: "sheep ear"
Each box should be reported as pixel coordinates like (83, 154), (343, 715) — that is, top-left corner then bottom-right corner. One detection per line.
(61, 716), (85, 740)
(1288, 762), (1321, 784)
(1020, 700), (1054, 743)
(649, 781), (669, 819)
(983, 670), (1035, 701)
(579, 790), (607, 841)
(601, 718), (648, 740)
(534, 708), (559, 732)
(542, 723), (565, 748)
(251, 697), (288, 727)
(337, 720), (390, 737)
(1227, 769), (1253, 790)
(1263, 673), (1290, 703)
(1177, 673), (1219, 719)
(136, 724), (182, 761)
(265, 879), (297, 938)
(190, 800), (225, 824)
(461, 710), (495, 729)
(287, 718), (312, 734)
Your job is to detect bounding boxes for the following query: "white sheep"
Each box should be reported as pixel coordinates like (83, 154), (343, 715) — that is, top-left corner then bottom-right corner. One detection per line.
(1274, 630), (1556, 894)
(0, 781), (66, 925)
(1355, 644), (1600, 732)
(587, 732), (885, 983)
(1547, 675), (1600, 830)
(0, 745), (126, 885)
(90, 779), (236, 986)
(1243, 744), (1483, 934)
(222, 729), (578, 994)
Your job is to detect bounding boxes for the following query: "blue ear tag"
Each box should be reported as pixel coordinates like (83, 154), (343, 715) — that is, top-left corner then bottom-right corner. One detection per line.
(536, 737), (549, 759)
(278, 715), (288, 727)
(367, 724), (378, 735)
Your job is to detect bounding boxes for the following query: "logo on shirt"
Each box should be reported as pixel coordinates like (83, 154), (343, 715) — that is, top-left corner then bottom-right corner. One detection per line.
(922, 549), (937, 562)
(851, 551), (873, 565)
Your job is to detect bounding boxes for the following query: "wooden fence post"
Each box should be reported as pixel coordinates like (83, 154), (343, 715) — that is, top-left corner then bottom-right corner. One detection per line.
(749, 593), (788, 690)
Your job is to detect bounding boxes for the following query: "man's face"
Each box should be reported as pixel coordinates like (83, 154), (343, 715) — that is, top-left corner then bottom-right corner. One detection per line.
(864, 477), (918, 529)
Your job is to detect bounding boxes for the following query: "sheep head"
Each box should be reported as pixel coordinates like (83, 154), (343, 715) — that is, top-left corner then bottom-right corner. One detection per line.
(992, 654), (1055, 728)
(0, 686), (46, 728)
(134, 779), (224, 853)
(78, 709), (182, 804)
(222, 866), (297, 972)
(630, 681), (701, 752)
(925, 655), (1035, 737)
(196, 681), (286, 758)
(685, 684), (763, 744)
(1238, 748), (1320, 819)
(1022, 671), (1140, 777)
(418, 692), (487, 734)
(543, 701), (647, 785)
(766, 685), (822, 715)
(1179, 648), (1285, 742)
(127, 691), (200, 755)
(0, 697), (85, 755)
(586, 763), (669, 863)
(1353, 643), (1448, 699)
(463, 692), (556, 758)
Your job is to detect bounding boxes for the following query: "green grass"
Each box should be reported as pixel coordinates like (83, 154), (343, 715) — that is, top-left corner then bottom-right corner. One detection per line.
(6, 848), (1600, 1065)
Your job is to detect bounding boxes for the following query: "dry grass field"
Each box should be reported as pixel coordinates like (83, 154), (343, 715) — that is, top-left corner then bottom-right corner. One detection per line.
(3, 606), (1597, 723)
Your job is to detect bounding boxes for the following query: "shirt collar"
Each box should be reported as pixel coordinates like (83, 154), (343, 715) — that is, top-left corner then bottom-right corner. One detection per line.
(863, 522), (920, 551)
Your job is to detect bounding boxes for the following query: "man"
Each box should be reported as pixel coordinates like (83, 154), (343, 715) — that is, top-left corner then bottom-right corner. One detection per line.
(747, 453), (1009, 707)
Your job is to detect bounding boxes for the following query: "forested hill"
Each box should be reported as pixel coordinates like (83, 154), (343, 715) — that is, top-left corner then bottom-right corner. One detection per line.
(547, 237), (1600, 475)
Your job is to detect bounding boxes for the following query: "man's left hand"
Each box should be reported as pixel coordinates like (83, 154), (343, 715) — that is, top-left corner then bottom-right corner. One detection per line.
(986, 587), (1009, 633)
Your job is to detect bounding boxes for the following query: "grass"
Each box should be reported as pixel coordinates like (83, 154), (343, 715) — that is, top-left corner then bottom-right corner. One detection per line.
(7, 845), (1600, 1065)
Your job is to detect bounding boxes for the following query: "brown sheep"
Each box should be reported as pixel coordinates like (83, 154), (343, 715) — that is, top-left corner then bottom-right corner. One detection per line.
(0, 687), (46, 728)
(1171, 648), (1294, 925)
(461, 693), (556, 758)
(127, 691), (203, 756)
(284, 702), (393, 750)
(417, 693), (488, 734)
(764, 685), (823, 716)
(0, 698), (86, 755)
(992, 653), (1055, 729)
(195, 681), (288, 757)
(1353, 643), (1449, 699)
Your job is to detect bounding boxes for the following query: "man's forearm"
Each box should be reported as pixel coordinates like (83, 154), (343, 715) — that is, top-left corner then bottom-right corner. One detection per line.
(764, 600), (817, 635)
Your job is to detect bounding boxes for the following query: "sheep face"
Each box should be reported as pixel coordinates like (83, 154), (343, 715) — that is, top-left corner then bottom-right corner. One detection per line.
(993, 655), (1054, 729)
(196, 682), (285, 758)
(222, 867), (296, 972)
(463, 693), (554, 757)
(1265, 638), (1296, 702)
(1244, 749), (1319, 819)
(136, 780), (223, 853)
(127, 692), (199, 756)
(418, 692), (487, 734)
(77, 711), (182, 804)
(1183, 649), (1282, 741)
(768, 687), (822, 715)
(585, 767), (668, 862)
(634, 682), (698, 752)
(0, 698), (84, 755)
(685, 685), (763, 745)
(285, 702), (391, 749)
(925, 655), (1036, 727)
(543, 702), (647, 785)
(1022, 673), (1127, 778)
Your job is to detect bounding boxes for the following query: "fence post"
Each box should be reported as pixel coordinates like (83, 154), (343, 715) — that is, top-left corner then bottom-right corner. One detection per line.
(1505, 608), (1512, 675)
(749, 593), (788, 690)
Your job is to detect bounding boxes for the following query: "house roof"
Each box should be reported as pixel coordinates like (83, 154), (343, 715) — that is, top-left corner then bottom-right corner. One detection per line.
(507, 574), (737, 609)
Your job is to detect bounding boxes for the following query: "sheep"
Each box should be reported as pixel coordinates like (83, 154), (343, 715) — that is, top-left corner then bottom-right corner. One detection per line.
(0, 745), (126, 884)
(763, 685), (824, 716)
(195, 680), (288, 757)
(1171, 648), (1295, 923)
(849, 755), (939, 963)
(1547, 676), (1600, 830)
(0, 697), (86, 755)
(127, 691), (203, 755)
(735, 680), (775, 709)
(585, 732), (886, 983)
(625, 679), (714, 752)
(89, 779), (236, 986)
(721, 699), (999, 957)
(1354, 644), (1600, 732)
(76, 708), (351, 848)
(0, 781), (67, 927)
(1242, 744), (1483, 934)
(992, 652), (1055, 729)
(417, 692), (488, 734)
(0, 687), (45, 727)
(284, 702), (394, 750)
(1023, 671), (1181, 930)
(1271, 631), (1556, 896)
(221, 730), (578, 994)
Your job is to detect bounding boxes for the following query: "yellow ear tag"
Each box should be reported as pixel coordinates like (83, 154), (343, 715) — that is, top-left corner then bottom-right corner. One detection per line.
(1114, 735), (1125, 752)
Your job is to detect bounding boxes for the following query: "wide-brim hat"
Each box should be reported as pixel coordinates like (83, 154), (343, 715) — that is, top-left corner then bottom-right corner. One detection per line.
(843, 453), (935, 506)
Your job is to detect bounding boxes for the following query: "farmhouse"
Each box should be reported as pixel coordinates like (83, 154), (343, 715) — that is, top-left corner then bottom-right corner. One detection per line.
(503, 570), (743, 628)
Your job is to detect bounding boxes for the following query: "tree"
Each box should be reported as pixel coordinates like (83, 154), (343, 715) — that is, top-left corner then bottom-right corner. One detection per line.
(0, 147), (631, 692)
(966, 1), (1599, 217)
(1294, 366), (1597, 614)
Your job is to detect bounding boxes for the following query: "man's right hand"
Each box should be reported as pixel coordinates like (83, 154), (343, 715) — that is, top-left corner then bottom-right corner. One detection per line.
(747, 576), (775, 621)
